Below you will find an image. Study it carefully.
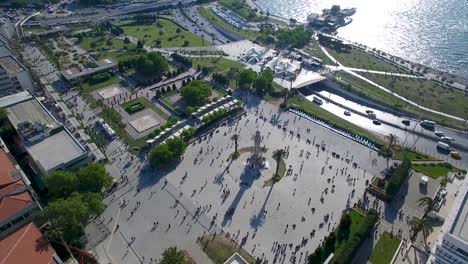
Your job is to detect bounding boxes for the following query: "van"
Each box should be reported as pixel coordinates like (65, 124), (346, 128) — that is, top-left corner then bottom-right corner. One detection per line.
(436, 142), (451, 151)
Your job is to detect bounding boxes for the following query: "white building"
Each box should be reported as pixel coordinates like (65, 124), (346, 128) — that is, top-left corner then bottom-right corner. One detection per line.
(428, 173), (468, 264)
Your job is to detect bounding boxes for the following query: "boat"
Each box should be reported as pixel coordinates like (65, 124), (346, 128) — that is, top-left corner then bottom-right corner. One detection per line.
(344, 110), (351, 116)
(434, 131), (444, 137)
(312, 96), (324, 105)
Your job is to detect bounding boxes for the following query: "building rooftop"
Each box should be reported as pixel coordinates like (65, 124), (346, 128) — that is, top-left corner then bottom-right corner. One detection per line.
(0, 90), (33, 108)
(6, 98), (59, 130)
(223, 253), (249, 264)
(61, 59), (117, 81)
(451, 179), (468, 242)
(0, 223), (60, 264)
(0, 55), (23, 74)
(27, 129), (87, 173)
(0, 145), (34, 222)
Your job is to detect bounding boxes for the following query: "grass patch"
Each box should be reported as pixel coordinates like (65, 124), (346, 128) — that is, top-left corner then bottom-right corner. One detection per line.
(219, 0), (264, 22)
(197, 235), (256, 264)
(191, 57), (245, 74)
(360, 72), (468, 119)
(122, 97), (169, 120)
(116, 18), (210, 47)
(369, 231), (401, 264)
(80, 75), (122, 94)
(98, 108), (147, 150)
(78, 36), (136, 52)
(304, 39), (335, 65)
(273, 158), (286, 182)
(198, 6), (262, 41)
(95, 50), (143, 63)
(411, 162), (465, 179)
(325, 46), (409, 73)
(392, 148), (438, 161)
(122, 101), (146, 114)
(334, 71), (468, 130)
(287, 94), (383, 146)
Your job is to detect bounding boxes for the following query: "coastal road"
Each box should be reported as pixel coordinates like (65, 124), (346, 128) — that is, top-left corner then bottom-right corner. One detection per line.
(318, 37), (466, 123)
(26, 0), (198, 26)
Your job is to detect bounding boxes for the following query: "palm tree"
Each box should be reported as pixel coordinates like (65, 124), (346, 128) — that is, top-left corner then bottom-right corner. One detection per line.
(386, 133), (399, 153)
(272, 149), (286, 177)
(409, 216), (433, 245)
(231, 134), (239, 154)
(43, 222), (77, 262)
(418, 197), (437, 218)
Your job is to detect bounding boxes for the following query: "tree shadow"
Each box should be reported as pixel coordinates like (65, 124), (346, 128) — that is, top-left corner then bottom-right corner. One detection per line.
(221, 163), (263, 227)
(384, 177), (409, 223)
(249, 183), (275, 229)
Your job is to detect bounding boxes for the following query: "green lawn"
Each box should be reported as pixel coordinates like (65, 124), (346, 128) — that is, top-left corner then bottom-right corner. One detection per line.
(78, 36), (136, 52)
(411, 162), (465, 179)
(325, 46), (409, 73)
(191, 57), (245, 74)
(334, 71), (468, 131)
(95, 50), (143, 63)
(24, 27), (48, 34)
(360, 72), (468, 119)
(80, 76), (122, 94)
(219, 0), (263, 22)
(198, 6), (262, 41)
(369, 231), (401, 264)
(115, 19), (210, 47)
(304, 39), (335, 65)
(347, 209), (366, 238)
(392, 148), (438, 161)
(121, 97), (169, 120)
(98, 108), (148, 150)
(287, 94), (383, 146)
(197, 235), (256, 264)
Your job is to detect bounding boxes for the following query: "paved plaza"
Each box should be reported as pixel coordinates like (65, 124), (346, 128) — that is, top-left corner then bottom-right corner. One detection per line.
(129, 115), (160, 133)
(97, 85), (128, 100)
(90, 94), (391, 264)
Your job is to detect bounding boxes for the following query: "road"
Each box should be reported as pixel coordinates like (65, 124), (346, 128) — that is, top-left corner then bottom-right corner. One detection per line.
(318, 37), (466, 123)
(26, 0), (199, 26)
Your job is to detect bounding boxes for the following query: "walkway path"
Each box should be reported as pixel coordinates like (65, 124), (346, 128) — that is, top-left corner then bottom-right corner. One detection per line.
(318, 38), (465, 122)
(343, 67), (425, 79)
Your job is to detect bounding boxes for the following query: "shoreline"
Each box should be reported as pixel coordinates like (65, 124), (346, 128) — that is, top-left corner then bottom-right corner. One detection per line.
(244, 0), (468, 87)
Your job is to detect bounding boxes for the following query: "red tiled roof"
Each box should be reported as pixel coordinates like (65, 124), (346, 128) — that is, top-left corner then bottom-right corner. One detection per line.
(0, 148), (34, 222)
(0, 223), (58, 264)
(0, 148), (16, 186)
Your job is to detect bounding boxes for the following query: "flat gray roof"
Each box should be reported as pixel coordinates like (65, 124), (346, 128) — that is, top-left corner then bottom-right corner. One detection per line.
(0, 90), (33, 108)
(27, 130), (86, 172)
(0, 55), (23, 74)
(451, 193), (468, 242)
(6, 98), (58, 130)
(61, 59), (117, 81)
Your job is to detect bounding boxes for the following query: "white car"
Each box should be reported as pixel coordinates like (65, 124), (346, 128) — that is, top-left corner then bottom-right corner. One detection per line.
(441, 136), (454, 143)
(434, 131), (444, 137)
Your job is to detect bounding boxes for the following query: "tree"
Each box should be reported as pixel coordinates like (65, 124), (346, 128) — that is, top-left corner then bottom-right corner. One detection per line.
(149, 138), (187, 168)
(42, 193), (90, 242)
(308, 247), (322, 264)
(238, 68), (257, 89)
(159, 247), (186, 264)
(137, 40), (144, 49)
(337, 213), (351, 242)
(418, 197), (437, 218)
(276, 27), (313, 48)
(180, 80), (212, 106)
(43, 222), (77, 263)
(409, 216), (433, 245)
(0, 107), (7, 120)
(272, 149), (285, 177)
(45, 171), (78, 199)
(135, 52), (169, 77)
(254, 69), (274, 95)
(76, 163), (112, 193)
(385, 133), (398, 153)
(231, 134), (239, 154)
